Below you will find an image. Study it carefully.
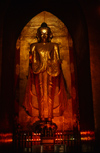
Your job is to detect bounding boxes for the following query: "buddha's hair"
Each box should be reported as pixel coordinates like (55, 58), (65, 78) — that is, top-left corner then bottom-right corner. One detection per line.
(38, 22), (51, 32)
(41, 22), (48, 27)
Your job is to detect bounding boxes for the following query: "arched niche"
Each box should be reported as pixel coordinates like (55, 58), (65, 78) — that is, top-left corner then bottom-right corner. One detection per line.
(0, 0), (94, 133)
(17, 11), (71, 104)
(15, 11), (79, 131)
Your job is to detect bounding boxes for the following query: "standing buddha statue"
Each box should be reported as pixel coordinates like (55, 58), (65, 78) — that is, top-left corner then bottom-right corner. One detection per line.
(23, 22), (70, 125)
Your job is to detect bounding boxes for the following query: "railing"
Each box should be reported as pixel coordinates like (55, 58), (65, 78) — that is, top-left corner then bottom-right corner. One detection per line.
(13, 131), (81, 152)
(0, 131), (95, 152)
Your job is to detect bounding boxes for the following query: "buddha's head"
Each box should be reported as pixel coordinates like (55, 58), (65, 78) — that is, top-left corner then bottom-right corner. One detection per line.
(36, 22), (53, 43)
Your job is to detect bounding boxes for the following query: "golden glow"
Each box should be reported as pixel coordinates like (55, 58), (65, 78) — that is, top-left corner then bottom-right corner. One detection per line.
(18, 11), (73, 131)
(42, 29), (47, 33)
(55, 138), (63, 141)
(0, 133), (13, 137)
(0, 139), (13, 143)
(55, 132), (62, 135)
(81, 137), (95, 141)
(0, 133), (13, 143)
(80, 131), (95, 141)
(26, 138), (41, 141)
(80, 131), (95, 135)
(32, 132), (41, 135)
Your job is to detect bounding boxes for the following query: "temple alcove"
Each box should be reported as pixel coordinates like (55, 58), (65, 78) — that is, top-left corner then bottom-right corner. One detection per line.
(15, 11), (79, 132)
(0, 1), (97, 152)
(0, 0), (94, 134)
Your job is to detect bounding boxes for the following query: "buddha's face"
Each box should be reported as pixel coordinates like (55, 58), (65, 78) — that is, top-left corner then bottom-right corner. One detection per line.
(38, 28), (50, 43)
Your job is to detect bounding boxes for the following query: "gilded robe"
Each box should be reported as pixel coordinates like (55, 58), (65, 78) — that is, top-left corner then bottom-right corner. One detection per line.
(23, 42), (68, 120)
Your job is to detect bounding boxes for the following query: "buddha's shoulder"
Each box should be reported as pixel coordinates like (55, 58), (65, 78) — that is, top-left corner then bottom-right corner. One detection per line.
(51, 42), (59, 46)
(30, 43), (37, 48)
(51, 43), (59, 49)
(49, 42), (59, 49)
(30, 42), (59, 48)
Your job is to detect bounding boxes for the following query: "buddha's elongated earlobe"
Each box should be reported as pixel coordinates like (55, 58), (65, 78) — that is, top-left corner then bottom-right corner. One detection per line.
(36, 32), (40, 42)
(49, 32), (53, 42)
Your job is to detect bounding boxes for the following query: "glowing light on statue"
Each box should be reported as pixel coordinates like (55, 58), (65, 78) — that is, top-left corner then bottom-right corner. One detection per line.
(42, 29), (47, 33)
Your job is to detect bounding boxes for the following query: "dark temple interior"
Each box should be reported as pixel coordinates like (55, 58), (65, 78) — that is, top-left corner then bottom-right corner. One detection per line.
(0, 0), (100, 152)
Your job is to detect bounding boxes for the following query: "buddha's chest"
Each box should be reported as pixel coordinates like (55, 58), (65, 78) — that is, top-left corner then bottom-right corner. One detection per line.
(35, 43), (54, 58)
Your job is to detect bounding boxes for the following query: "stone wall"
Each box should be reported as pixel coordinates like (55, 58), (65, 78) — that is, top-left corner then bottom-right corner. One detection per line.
(79, 0), (100, 144)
